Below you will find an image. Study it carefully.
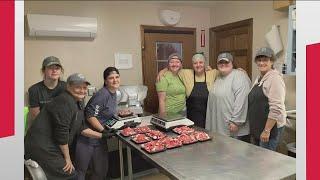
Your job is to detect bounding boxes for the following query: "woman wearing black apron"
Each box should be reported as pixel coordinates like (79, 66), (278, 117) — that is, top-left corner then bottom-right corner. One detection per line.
(186, 70), (208, 128)
(156, 53), (219, 128)
(248, 47), (286, 151)
(182, 53), (217, 128)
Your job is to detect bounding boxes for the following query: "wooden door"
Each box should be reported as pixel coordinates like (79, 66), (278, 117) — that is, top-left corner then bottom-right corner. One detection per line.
(141, 26), (196, 113)
(210, 19), (253, 78)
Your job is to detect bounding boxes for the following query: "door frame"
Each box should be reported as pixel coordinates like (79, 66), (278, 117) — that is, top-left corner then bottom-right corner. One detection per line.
(140, 25), (196, 85)
(209, 18), (253, 78)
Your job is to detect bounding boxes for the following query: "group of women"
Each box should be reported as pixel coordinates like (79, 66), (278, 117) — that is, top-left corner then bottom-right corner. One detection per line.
(156, 47), (286, 150)
(25, 46), (286, 179)
(25, 56), (120, 179)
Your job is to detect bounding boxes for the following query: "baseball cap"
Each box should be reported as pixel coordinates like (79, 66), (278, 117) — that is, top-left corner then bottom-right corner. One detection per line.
(42, 56), (62, 68)
(255, 47), (274, 59)
(217, 52), (233, 63)
(67, 73), (91, 85)
(168, 53), (182, 62)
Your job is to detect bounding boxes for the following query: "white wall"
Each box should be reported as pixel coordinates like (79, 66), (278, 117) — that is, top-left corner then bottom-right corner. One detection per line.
(24, 1), (211, 95)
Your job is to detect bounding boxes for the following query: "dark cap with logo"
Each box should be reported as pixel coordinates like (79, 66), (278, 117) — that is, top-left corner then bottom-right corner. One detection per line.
(42, 56), (62, 68)
(67, 73), (91, 85)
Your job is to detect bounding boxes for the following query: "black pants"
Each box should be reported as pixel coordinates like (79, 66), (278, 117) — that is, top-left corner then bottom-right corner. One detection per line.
(235, 135), (251, 143)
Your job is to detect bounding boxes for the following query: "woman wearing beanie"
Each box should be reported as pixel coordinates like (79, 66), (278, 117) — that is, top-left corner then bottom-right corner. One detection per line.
(75, 67), (120, 180)
(156, 53), (186, 115)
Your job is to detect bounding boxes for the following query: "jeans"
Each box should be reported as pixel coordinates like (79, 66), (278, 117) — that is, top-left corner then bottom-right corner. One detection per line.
(255, 126), (284, 151)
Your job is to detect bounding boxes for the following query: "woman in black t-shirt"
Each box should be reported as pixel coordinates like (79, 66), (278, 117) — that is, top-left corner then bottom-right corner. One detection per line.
(27, 56), (66, 123)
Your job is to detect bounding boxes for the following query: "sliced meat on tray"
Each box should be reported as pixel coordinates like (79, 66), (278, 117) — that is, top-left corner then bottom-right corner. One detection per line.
(120, 127), (136, 137)
(118, 109), (134, 117)
(141, 140), (166, 153)
(134, 126), (151, 134)
(172, 126), (195, 134)
(192, 131), (211, 141)
(157, 137), (182, 149)
(146, 130), (166, 140)
(177, 134), (198, 145)
(131, 134), (151, 144)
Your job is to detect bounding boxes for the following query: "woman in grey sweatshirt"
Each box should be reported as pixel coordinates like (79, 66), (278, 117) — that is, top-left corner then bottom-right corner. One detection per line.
(206, 52), (251, 142)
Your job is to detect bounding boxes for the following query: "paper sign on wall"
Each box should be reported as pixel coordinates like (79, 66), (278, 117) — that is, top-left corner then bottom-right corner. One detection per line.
(114, 53), (133, 69)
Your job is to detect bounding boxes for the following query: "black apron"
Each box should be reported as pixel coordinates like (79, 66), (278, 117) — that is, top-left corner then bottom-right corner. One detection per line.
(186, 71), (209, 128)
(248, 81), (278, 140)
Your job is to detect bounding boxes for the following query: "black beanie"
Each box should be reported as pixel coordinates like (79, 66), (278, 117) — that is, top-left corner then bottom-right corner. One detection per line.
(103, 67), (120, 80)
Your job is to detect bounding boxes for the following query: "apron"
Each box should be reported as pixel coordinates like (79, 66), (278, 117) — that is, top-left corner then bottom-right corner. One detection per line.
(186, 71), (209, 128)
(248, 81), (277, 140)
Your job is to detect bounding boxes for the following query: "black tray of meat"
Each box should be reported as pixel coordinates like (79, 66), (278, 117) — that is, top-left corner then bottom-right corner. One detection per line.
(120, 127), (137, 137)
(134, 126), (151, 134)
(146, 130), (167, 140)
(131, 134), (152, 144)
(158, 137), (183, 149)
(172, 126), (195, 135)
(191, 131), (212, 142)
(177, 134), (198, 145)
(118, 109), (134, 118)
(141, 140), (166, 154)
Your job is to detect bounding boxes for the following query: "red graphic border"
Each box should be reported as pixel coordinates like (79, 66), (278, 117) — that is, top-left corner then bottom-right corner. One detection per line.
(307, 42), (320, 180)
(0, 0), (14, 138)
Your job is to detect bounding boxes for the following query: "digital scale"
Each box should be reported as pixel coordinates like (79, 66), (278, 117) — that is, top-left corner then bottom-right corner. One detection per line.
(150, 113), (194, 130)
(104, 114), (141, 129)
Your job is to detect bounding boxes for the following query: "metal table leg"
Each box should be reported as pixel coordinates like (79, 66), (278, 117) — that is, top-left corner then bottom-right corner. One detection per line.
(127, 146), (133, 180)
(118, 139), (124, 180)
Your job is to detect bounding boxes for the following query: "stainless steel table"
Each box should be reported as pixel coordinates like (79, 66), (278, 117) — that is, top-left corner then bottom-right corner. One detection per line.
(117, 128), (296, 180)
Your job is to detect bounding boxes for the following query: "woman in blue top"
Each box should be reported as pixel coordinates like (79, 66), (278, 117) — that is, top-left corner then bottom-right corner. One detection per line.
(75, 67), (120, 180)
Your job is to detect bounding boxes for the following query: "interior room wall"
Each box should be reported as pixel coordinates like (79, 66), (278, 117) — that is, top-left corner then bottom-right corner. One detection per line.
(210, 0), (295, 109)
(24, 1), (211, 98)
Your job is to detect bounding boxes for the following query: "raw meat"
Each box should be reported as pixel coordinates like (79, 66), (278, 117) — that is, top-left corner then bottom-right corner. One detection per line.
(177, 134), (198, 145)
(146, 130), (166, 140)
(141, 140), (166, 153)
(158, 137), (183, 149)
(118, 109), (133, 117)
(172, 126), (195, 134)
(134, 126), (151, 134)
(192, 131), (211, 141)
(120, 127), (136, 137)
(131, 134), (151, 144)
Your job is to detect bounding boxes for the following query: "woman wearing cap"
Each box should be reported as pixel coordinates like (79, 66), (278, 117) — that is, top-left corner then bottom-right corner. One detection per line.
(205, 52), (251, 142)
(156, 53), (186, 115)
(157, 53), (218, 128)
(75, 67), (120, 180)
(25, 73), (113, 180)
(28, 56), (66, 123)
(248, 47), (286, 151)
